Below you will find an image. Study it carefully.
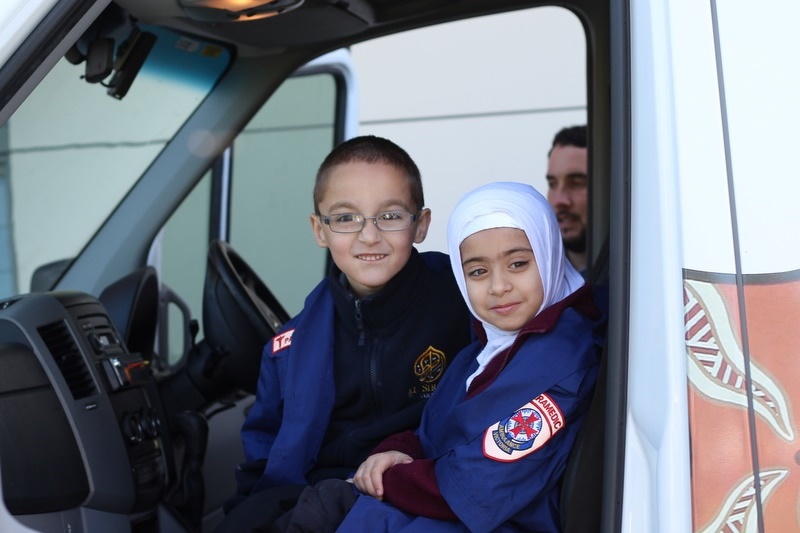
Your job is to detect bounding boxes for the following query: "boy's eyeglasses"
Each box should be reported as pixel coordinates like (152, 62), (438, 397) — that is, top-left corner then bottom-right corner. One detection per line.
(318, 210), (419, 233)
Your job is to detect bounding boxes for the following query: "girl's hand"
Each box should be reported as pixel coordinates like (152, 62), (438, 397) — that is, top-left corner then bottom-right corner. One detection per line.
(352, 451), (413, 500)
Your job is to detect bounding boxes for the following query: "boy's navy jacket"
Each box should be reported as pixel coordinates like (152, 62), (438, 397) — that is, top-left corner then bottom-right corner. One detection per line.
(336, 285), (602, 532)
(240, 249), (472, 494)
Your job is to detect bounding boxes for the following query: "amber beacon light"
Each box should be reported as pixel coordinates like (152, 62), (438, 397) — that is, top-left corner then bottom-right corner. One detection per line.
(179, 0), (305, 22)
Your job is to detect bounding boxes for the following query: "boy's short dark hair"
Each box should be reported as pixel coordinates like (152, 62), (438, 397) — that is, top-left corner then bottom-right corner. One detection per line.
(548, 125), (587, 156)
(313, 135), (424, 213)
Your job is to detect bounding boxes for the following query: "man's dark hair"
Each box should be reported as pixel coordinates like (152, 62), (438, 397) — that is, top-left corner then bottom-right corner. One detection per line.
(313, 135), (424, 213)
(548, 125), (587, 156)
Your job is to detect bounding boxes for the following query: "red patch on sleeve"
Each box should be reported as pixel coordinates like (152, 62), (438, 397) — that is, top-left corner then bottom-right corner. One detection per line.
(482, 393), (566, 462)
(272, 329), (295, 353)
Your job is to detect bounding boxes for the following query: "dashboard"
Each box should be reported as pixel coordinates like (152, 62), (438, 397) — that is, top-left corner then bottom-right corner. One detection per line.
(0, 291), (173, 531)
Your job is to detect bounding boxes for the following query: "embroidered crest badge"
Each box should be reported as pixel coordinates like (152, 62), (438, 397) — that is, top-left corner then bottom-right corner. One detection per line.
(483, 393), (565, 462)
(272, 329), (295, 353)
(414, 346), (446, 383)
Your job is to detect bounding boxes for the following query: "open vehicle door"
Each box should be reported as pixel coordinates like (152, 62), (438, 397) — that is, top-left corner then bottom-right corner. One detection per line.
(1, 0), (799, 532)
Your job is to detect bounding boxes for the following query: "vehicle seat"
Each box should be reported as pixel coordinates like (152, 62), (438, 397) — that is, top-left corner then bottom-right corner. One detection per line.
(559, 325), (607, 533)
(560, 236), (609, 533)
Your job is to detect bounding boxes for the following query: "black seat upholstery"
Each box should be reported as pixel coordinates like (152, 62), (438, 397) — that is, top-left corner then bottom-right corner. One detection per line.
(560, 237), (610, 533)
(560, 342), (607, 533)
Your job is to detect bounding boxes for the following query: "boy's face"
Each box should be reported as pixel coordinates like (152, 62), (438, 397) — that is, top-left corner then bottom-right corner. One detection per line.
(310, 161), (430, 298)
(459, 227), (544, 332)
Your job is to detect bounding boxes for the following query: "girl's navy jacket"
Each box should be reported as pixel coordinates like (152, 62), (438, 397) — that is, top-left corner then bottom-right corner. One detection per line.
(337, 284), (603, 532)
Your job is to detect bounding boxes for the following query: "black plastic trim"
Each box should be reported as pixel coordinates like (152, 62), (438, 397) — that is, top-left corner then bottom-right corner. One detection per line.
(0, 0), (99, 113)
(605, 0), (631, 531)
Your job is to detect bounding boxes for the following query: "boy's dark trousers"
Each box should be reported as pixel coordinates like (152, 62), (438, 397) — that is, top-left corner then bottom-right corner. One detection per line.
(213, 479), (357, 533)
(214, 458), (359, 533)
(213, 484), (306, 533)
(270, 479), (358, 533)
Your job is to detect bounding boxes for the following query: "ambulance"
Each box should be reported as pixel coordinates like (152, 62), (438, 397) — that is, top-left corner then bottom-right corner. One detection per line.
(0, 0), (797, 531)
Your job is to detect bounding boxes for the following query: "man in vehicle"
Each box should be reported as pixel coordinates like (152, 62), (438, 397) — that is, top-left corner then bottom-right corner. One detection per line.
(545, 125), (588, 274)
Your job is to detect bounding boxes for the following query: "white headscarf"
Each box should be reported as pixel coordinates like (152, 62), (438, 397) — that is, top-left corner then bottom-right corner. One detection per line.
(446, 181), (585, 388)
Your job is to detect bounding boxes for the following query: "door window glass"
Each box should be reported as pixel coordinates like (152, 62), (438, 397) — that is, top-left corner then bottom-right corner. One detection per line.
(229, 73), (337, 316)
(158, 73), (338, 364)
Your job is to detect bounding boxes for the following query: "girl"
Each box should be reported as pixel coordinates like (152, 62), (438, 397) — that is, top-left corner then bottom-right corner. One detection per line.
(339, 181), (603, 532)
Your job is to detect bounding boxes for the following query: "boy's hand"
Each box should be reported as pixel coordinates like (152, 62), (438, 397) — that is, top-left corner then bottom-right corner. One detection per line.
(352, 451), (413, 500)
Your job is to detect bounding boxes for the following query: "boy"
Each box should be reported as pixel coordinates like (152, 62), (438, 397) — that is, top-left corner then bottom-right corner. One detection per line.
(216, 136), (472, 531)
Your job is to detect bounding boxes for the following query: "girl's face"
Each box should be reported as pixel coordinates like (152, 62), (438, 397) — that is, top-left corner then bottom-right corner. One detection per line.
(459, 227), (544, 332)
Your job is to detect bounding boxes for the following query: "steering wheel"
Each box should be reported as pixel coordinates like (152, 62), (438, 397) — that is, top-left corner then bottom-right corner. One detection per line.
(202, 239), (290, 394)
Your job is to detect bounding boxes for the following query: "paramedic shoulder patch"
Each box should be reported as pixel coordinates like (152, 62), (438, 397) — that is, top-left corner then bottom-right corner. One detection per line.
(482, 393), (566, 462)
(272, 329), (295, 353)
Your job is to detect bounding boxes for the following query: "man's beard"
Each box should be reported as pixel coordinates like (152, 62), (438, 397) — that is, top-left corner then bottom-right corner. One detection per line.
(563, 231), (586, 253)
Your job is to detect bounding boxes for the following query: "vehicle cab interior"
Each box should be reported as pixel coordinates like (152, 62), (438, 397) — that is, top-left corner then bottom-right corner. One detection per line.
(0, 0), (624, 531)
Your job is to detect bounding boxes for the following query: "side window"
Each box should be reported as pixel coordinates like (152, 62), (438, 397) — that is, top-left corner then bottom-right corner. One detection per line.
(157, 72), (339, 365)
(228, 73), (336, 315)
(156, 171), (213, 365)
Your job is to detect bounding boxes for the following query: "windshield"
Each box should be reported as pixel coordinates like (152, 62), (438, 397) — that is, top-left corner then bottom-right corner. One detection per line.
(0, 25), (231, 298)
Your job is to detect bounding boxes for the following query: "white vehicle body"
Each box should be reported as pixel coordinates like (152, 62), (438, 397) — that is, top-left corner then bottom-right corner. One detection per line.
(0, 0), (797, 532)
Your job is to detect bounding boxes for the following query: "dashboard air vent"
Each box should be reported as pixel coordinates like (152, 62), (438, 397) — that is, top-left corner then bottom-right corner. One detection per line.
(38, 321), (97, 400)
